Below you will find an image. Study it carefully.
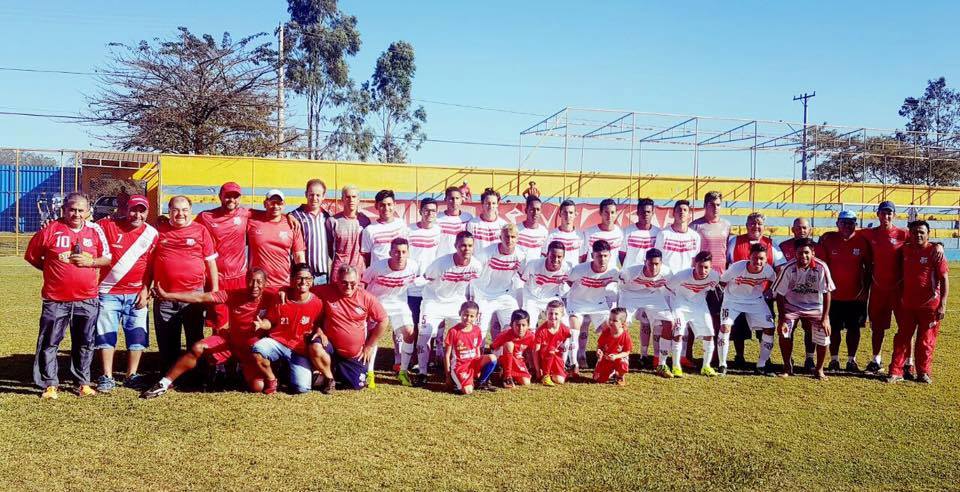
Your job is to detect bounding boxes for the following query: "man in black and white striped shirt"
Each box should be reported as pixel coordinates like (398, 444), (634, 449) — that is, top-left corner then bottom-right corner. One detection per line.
(290, 179), (333, 285)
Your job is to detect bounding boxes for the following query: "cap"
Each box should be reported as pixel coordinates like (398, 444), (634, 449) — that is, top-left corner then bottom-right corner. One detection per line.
(127, 195), (149, 211)
(264, 189), (285, 201)
(877, 200), (896, 213)
(837, 210), (858, 221)
(219, 182), (242, 196)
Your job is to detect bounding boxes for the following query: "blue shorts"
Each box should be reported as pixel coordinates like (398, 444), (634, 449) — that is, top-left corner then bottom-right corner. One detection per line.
(332, 352), (367, 390)
(252, 337), (313, 394)
(95, 293), (149, 350)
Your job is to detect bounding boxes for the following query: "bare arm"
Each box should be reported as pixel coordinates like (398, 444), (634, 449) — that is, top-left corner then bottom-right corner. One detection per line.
(936, 272), (949, 321)
(206, 258), (219, 292)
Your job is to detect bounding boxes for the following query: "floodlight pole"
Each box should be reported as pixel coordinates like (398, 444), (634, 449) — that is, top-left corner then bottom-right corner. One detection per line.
(794, 91), (815, 180)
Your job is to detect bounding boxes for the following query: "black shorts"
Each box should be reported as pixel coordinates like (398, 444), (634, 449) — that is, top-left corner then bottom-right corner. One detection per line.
(829, 300), (867, 331)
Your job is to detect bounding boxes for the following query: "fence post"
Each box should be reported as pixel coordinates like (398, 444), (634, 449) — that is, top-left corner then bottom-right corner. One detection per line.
(14, 149), (20, 255)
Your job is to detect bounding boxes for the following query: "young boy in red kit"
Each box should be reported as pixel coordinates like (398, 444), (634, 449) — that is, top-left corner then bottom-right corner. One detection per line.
(492, 309), (535, 388)
(594, 307), (632, 385)
(444, 301), (498, 395)
(533, 300), (571, 386)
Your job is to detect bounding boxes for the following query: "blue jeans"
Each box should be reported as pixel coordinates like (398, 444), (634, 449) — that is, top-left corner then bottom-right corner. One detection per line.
(252, 338), (313, 394)
(95, 293), (149, 350)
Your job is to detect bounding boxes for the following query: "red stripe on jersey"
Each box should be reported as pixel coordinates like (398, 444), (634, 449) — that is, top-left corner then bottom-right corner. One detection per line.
(734, 277), (767, 287)
(627, 237), (655, 248)
(580, 277), (613, 288)
(535, 274), (567, 285)
(633, 278), (667, 288)
(681, 282), (715, 293)
(489, 258), (520, 271)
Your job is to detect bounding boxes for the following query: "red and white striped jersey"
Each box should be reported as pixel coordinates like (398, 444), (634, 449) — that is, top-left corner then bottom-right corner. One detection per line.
(517, 223), (548, 263)
(97, 218), (158, 295)
(566, 261), (619, 311)
(436, 211), (473, 257)
(467, 215), (508, 253)
(620, 224), (660, 269)
(543, 228), (583, 269)
(618, 264), (672, 303)
(720, 260), (776, 307)
(580, 225), (624, 259)
(422, 254), (483, 304)
(407, 222), (442, 297)
(361, 258), (419, 307)
(360, 218), (408, 263)
(521, 258), (570, 301)
(654, 227), (701, 274)
(668, 268), (720, 307)
(474, 244), (524, 298)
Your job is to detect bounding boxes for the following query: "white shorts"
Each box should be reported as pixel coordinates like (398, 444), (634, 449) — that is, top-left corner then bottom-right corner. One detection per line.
(522, 296), (563, 329)
(419, 299), (464, 339)
(568, 309), (610, 333)
(620, 294), (673, 325)
(780, 309), (829, 347)
(721, 301), (774, 330)
(382, 301), (415, 332)
(673, 303), (713, 338)
(476, 293), (520, 337)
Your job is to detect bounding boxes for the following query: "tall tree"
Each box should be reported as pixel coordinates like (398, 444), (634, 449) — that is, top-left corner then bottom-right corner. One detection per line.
(284, 0), (363, 159)
(86, 28), (288, 156)
(367, 41), (426, 163)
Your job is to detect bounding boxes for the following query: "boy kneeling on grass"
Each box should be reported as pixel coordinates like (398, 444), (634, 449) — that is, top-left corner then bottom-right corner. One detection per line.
(444, 301), (498, 394)
(533, 300), (571, 386)
(492, 309), (535, 388)
(594, 307), (632, 385)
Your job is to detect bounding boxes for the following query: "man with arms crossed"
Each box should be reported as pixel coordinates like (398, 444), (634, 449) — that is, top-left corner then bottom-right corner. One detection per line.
(544, 199), (583, 270)
(328, 184), (370, 282)
(290, 179), (332, 284)
(521, 240), (570, 327)
(437, 186), (473, 257)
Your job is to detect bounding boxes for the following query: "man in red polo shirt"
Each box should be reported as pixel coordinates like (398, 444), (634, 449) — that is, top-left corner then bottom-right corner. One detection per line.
(25, 193), (111, 399)
(153, 196), (219, 373)
(308, 264), (388, 391)
(818, 210), (872, 372)
(887, 220), (949, 384)
(247, 189), (306, 292)
(197, 182), (250, 329)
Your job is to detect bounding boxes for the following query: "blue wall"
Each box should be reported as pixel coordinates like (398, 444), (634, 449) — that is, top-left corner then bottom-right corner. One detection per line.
(0, 165), (79, 232)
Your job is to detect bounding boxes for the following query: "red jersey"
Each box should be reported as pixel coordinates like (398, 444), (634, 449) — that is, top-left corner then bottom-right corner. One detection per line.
(266, 292), (323, 355)
(210, 289), (277, 337)
(24, 220), (110, 302)
(492, 329), (535, 358)
(690, 217), (731, 273)
(97, 218), (158, 295)
(534, 324), (571, 354)
(861, 226), (909, 290)
(444, 323), (484, 362)
(597, 328), (633, 356)
(153, 221), (218, 292)
(313, 284), (387, 359)
(730, 235), (775, 265)
(247, 213), (306, 290)
(818, 231), (871, 301)
(197, 207), (250, 282)
(899, 243), (948, 310)
(328, 212), (371, 281)
(779, 237), (823, 262)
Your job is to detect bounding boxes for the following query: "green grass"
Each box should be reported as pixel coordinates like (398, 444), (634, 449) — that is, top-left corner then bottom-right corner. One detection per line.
(1, 256), (958, 490)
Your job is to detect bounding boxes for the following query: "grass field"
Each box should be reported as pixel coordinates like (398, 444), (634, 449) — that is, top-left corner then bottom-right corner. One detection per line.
(1, 255), (958, 490)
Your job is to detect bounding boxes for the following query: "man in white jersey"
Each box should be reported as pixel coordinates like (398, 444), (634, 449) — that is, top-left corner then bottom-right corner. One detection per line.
(436, 186), (473, 257)
(621, 197), (660, 269)
(474, 224), (524, 343)
(417, 231), (483, 386)
(468, 187), (508, 256)
(361, 238), (419, 386)
(406, 197), (441, 337)
(618, 248), (673, 368)
(521, 241), (570, 327)
(543, 199), (583, 270)
(566, 239), (620, 374)
(655, 199), (701, 274)
(517, 196), (548, 262)
(361, 189), (408, 265)
(662, 251), (720, 378)
(580, 198), (624, 264)
(718, 243), (778, 375)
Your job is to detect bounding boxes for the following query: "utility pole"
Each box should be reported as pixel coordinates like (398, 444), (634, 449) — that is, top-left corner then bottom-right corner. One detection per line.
(277, 22), (285, 158)
(794, 91), (815, 180)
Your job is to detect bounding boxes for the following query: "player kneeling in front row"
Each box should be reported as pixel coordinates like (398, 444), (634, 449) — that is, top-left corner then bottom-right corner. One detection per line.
(718, 244), (778, 376)
(533, 300), (571, 386)
(444, 301), (498, 394)
(593, 307), (632, 385)
(618, 248), (673, 369)
(773, 239), (835, 379)
(492, 309), (535, 388)
(663, 251), (720, 378)
(141, 269), (275, 399)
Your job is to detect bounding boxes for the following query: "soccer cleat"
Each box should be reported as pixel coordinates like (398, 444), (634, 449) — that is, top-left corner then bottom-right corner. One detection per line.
(864, 361), (882, 373)
(827, 360), (841, 372)
(263, 379), (278, 395)
(542, 375), (555, 386)
(366, 371), (377, 390)
(123, 373), (148, 390)
(885, 374), (904, 384)
(903, 365), (915, 380)
(717, 365), (727, 376)
(413, 374), (429, 387)
(397, 370), (412, 387)
(845, 360), (861, 373)
(655, 365), (672, 378)
(917, 373), (933, 384)
(782, 359), (795, 377)
(319, 375), (336, 394)
(615, 375), (627, 386)
(40, 386), (59, 400)
(701, 366), (718, 377)
(803, 357), (815, 374)
(96, 375), (116, 393)
(502, 377), (516, 389)
(477, 381), (498, 392)
(140, 382), (168, 399)
(671, 365), (684, 378)
(78, 385), (97, 397)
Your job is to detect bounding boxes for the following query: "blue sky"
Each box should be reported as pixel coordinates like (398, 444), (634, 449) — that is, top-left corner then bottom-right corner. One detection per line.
(1, 1), (958, 179)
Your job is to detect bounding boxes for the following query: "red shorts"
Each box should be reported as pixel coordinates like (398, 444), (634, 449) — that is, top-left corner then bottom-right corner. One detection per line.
(868, 287), (898, 331)
(501, 353), (531, 380)
(452, 358), (486, 390)
(537, 350), (566, 378)
(201, 333), (262, 390)
(206, 276), (247, 329)
(594, 358), (628, 383)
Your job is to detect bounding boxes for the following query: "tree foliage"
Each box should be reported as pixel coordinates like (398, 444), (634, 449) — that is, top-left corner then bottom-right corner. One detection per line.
(86, 27), (288, 156)
(366, 41), (426, 163)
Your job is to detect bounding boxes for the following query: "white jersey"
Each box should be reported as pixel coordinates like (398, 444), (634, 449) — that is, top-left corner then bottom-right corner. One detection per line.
(720, 260), (776, 308)
(566, 261), (620, 312)
(517, 223), (549, 263)
(467, 215), (508, 254)
(543, 228), (583, 269)
(618, 264), (672, 304)
(655, 227), (701, 274)
(621, 224), (660, 269)
(361, 258), (418, 307)
(473, 244), (524, 299)
(360, 218), (408, 263)
(772, 259), (835, 312)
(422, 254), (483, 304)
(521, 258), (571, 301)
(437, 211), (473, 257)
(406, 222), (442, 297)
(667, 268), (720, 308)
(580, 225), (624, 259)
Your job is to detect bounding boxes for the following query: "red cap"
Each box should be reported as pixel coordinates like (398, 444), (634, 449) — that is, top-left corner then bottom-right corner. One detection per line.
(219, 182), (242, 196)
(127, 195), (149, 211)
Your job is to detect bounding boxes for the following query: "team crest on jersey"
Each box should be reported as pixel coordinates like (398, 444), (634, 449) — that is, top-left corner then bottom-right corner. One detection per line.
(890, 238), (898, 245)
(920, 257), (928, 264)
(258, 309), (267, 317)
(852, 248), (861, 256)
(82, 238), (93, 247)
(186, 238), (196, 246)
(353, 306), (366, 315)
(279, 231), (290, 240)
(300, 316), (310, 325)
(233, 217), (242, 225)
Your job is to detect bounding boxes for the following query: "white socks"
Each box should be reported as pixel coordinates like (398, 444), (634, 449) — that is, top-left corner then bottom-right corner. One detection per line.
(701, 339), (714, 369)
(758, 333), (775, 368)
(159, 377), (172, 389)
(872, 354), (882, 364)
(717, 329), (731, 367)
(671, 337), (683, 369)
(400, 341), (415, 372)
(416, 333), (433, 376)
(658, 337), (672, 366)
(640, 323), (651, 357)
(367, 346), (378, 372)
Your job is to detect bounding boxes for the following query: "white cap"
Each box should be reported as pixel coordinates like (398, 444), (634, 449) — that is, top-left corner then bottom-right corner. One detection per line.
(264, 189), (285, 200)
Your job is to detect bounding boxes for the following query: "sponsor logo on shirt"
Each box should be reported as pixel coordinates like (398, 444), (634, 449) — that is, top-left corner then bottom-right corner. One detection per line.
(300, 316), (310, 325)
(920, 257), (928, 264)
(82, 238), (93, 248)
(186, 238), (196, 246)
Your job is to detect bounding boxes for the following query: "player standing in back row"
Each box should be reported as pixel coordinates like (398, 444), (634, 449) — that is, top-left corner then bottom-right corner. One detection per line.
(468, 188), (508, 256)
(436, 186), (473, 257)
